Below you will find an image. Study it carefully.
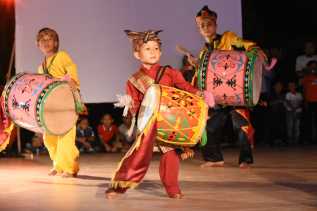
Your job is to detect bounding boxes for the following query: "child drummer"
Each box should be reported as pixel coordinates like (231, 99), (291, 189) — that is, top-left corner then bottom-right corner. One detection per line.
(106, 30), (203, 199)
(36, 27), (80, 177)
(188, 6), (273, 168)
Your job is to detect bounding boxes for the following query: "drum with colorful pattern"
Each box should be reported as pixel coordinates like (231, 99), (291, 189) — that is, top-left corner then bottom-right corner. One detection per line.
(2, 72), (78, 135)
(137, 84), (208, 147)
(206, 49), (263, 106)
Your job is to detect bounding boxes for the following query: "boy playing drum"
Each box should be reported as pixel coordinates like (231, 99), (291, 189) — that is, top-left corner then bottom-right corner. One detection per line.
(106, 30), (203, 199)
(36, 28), (80, 177)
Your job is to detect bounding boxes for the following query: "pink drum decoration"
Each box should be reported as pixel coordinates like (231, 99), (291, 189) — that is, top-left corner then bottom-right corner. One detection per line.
(2, 73), (78, 135)
(206, 50), (263, 107)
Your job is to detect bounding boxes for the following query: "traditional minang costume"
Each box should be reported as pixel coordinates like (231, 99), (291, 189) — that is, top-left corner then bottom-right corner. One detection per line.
(107, 30), (202, 198)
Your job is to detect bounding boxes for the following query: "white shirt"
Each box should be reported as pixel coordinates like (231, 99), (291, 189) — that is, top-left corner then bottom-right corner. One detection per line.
(285, 92), (303, 112)
(295, 54), (317, 72)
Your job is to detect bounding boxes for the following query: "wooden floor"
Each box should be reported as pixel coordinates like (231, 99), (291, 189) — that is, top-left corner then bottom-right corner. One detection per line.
(0, 147), (316, 211)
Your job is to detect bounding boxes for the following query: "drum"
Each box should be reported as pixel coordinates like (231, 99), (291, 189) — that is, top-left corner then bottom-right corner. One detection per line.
(206, 49), (263, 106)
(137, 84), (208, 147)
(2, 72), (78, 135)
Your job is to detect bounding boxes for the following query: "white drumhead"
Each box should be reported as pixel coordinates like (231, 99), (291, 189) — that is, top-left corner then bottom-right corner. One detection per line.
(43, 83), (78, 135)
(252, 57), (263, 105)
(137, 84), (160, 133)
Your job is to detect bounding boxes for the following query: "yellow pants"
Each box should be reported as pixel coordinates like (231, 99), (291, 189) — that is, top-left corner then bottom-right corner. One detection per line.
(43, 126), (79, 174)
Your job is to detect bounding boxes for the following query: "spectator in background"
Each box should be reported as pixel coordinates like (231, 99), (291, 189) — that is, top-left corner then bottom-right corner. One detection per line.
(295, 41), (317, 79)
(284, 82), (303, 145)
(98, 114), (122, 152)
(25, 133), (45, 155)
(76, 117), (95, 153)
(268, 81), (287, 147)
(118, 115), (136, 151)
(302, 60), (317, 144)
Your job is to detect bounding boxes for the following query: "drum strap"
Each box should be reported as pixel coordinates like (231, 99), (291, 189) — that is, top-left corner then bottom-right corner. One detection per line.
(42, 54), (57, 75)
(154, 65), (169, 84)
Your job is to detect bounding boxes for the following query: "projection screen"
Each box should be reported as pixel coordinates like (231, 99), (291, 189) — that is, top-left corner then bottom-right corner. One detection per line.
(15, 0), (242, 103)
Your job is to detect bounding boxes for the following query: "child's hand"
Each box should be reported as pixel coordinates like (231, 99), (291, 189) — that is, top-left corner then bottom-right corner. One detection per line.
(258, 100), (268, 107)
(60, 75), (78, 91)
(195, 90), (204, 97)
(187, 55), (198, 67)
(180, 148), (194, 160)
(203, 91), (215, 108)
(68, 79), (78, 91)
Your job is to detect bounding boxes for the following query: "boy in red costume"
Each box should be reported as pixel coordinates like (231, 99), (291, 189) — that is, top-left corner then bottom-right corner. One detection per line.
(106, 30), (202, 199)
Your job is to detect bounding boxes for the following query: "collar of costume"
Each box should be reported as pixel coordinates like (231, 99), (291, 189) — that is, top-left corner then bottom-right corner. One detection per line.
(141, 63), (161, 72)
(128, 64), (161, 94)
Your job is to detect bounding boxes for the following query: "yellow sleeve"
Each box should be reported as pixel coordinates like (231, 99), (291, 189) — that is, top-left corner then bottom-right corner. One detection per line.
(37, 65), (43, 74)
(218, 31), (257, 51)
(59, 51), (80, 87)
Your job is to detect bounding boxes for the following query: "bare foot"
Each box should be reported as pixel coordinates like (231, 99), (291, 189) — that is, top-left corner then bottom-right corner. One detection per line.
(61, 172), (77, 178)
(48, 169), (58, 176)
(200, 161), (224, 168)
(105, 189), (123, 199)
(169, 193), (184, 199)
(239, 162), (251, 169)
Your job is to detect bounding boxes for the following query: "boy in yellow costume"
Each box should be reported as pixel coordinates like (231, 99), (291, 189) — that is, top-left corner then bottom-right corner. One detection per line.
(37, 28), (80, 177)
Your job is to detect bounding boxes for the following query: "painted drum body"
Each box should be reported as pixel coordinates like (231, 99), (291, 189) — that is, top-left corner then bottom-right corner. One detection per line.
(3, 73), (78, 135)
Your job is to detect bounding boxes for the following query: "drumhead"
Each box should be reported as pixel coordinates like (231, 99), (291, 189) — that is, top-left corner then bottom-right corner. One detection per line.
(137, 84), (160, 133)
(252, 56), (263, 105)
(41, 82), (78, 135)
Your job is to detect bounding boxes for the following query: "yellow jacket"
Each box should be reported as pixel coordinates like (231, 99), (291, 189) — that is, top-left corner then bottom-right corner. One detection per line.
(38, 51), (80, 88)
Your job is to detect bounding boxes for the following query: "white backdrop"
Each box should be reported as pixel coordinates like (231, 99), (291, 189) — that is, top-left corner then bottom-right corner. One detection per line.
(15, 0), (242, 103)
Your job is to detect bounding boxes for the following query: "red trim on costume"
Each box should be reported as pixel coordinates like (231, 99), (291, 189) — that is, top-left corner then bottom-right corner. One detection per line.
(235, 108), (254, 146)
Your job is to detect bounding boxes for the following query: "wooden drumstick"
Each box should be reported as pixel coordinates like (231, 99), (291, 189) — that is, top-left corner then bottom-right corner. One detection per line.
(176, 44), (193, 57)
(176, 44), (198, 67)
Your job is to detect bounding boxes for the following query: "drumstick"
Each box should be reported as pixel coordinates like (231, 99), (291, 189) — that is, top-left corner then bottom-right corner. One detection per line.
(176, 44), (198, 68)
(176, 44), (193, 57)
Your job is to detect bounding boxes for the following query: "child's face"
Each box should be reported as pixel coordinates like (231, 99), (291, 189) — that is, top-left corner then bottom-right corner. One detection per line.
(102, 115), (113, 127)
(304, 42), (315, 56)
(308, 63), (317, 71)
(274, 82), (283, 93)
(123, 116), (131, 126)
(134, 41), (161, 66)
(198, 18), (217, 39)
(288, 83), (296, 92)
(37, 34), (58, 56)
(79, 119), (89, 129)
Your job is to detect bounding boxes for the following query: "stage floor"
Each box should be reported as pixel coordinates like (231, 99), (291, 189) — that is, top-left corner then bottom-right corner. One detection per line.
(0, 147), (316, 211)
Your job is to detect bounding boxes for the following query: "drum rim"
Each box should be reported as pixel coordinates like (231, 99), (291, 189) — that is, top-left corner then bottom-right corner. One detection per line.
(38, 81), (77, 136)
(245, 49), (262, 107)
(252, 56), (263, 106)
(245, 50), (258, 106)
